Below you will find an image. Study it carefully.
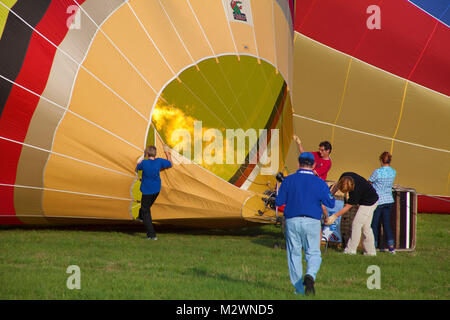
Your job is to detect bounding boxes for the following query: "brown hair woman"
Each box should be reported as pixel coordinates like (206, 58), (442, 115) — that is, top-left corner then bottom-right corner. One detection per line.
(328, 172), (379, 255)
(369, 152), (397, 254)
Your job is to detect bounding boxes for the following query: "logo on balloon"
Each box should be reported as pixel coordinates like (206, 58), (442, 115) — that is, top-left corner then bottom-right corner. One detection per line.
(223, 0), (253, 26)
(230, 0), (247, 22)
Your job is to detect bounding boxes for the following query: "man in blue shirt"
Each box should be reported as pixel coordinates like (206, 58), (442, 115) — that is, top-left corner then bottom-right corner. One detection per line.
(136, 145), (172, 240)
(276, 152), (335, 295)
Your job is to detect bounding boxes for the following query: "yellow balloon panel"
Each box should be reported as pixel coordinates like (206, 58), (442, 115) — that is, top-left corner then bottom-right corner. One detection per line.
(82, 32), (155, 119)
(128, 0), (195, 75)
(43, 157), (134, 200)
(336, 59), (405, 138)
(273, 2), (293, 88)
(228, 22), (258, 57)
(293, 34), (349, 123)
(43, 191), (132, 220)
(101, 3), (174, 91)
(188, 0), (236, 57)
(396, 82), (450, 151)
(68, 68), (148, 148)
(157, 0), (213, 62)
(330, 128), (394, 180)
(392, 142), (450, 196)
(251, 0), (276, 66)
(291, 32), (450, 197)
(49, 112), (140, 174)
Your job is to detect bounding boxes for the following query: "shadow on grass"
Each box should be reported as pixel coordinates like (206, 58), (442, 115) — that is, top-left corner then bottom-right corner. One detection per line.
(0, 223), (285, 240)
(251, 236), (286, 250)
(183, 266), (287, 294)
(0, 223), (144, 236)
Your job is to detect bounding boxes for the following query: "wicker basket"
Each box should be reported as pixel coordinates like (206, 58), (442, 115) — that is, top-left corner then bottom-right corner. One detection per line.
(324, 183), (416, 252)
(325, 182), (360, 249)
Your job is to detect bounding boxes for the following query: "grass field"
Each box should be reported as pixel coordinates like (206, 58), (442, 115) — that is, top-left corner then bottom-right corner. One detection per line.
(0, 214), (448, 300)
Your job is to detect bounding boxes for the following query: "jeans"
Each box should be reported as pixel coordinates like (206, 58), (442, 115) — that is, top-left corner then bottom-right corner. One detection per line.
(325, 200), (344, 216)
(285, 216), (322, 294)
(371, 203), (395, 248)
(139, 192), (159, 238)
(322, 200), (345, 242)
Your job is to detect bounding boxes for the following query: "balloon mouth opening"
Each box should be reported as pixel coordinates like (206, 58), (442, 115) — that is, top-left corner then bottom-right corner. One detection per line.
(145, 55), (291, 184)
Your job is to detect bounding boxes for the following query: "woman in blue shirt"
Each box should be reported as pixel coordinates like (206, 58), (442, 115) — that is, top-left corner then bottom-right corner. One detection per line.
(369, 152), (396, 254)
(136, 145), (172, 240)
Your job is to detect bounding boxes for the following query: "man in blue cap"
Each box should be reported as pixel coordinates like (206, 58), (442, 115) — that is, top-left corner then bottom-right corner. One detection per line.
(276, 152), (335, 295)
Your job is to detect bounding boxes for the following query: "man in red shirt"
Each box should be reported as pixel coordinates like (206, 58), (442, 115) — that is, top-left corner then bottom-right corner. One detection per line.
(293, 135), (332, 181)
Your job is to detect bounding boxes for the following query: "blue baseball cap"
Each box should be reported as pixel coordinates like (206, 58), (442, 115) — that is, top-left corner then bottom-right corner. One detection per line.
(298, 152), (315, 165)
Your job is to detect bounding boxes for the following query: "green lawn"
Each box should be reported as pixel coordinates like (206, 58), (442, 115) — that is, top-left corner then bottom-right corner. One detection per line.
(0, 214), (448, 300)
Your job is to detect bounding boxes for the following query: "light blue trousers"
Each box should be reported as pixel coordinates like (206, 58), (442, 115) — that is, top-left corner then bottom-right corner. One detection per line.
(285, 216), (322, 294)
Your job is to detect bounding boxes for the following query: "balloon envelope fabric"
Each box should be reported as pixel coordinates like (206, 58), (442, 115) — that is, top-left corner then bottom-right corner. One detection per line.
(0, 0), (294, 226)
(288, 0), (450, 211)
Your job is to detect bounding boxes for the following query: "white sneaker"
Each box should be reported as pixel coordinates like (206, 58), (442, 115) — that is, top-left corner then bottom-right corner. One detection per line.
(343, 250), (356, 255)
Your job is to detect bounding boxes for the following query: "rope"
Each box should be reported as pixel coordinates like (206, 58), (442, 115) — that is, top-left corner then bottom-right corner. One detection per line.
(390, 81), (409, 154)
(331, 57), (353, 144)
(236, 166), (272, 186)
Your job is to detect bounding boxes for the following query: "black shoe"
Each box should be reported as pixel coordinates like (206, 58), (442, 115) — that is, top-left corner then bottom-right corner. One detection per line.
(304, 274), (315, 296)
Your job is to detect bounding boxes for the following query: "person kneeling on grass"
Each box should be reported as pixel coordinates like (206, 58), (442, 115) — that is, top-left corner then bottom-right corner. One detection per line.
(136, 145), (172, 240)
(276, 152), (335, 296)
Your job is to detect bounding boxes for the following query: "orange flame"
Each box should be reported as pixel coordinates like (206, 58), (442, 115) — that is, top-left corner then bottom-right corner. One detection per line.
(152, 101), (197, 147)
